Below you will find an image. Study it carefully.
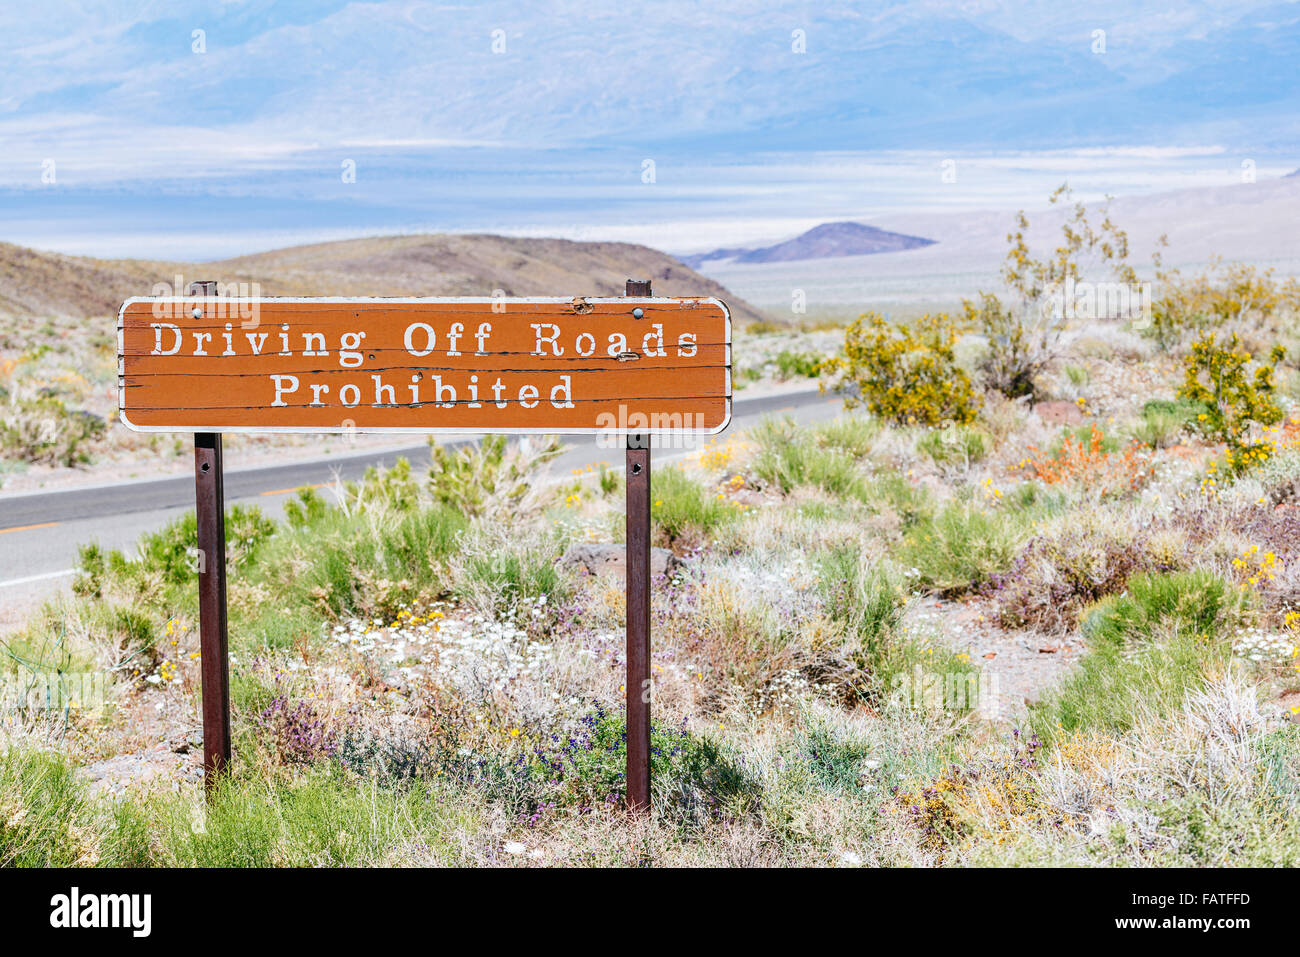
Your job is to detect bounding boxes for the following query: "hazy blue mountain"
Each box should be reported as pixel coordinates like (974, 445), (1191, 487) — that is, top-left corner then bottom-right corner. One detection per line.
(682, 222), (936, 267)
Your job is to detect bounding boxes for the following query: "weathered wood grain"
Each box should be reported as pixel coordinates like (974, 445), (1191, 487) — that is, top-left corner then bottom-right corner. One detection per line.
(118, 297), (731, 433)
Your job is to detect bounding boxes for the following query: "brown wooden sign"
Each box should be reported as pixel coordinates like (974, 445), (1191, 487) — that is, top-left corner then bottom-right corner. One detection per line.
(118, 296), (731, 433)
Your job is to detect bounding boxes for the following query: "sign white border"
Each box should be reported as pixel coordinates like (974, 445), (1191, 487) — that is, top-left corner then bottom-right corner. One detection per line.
(117, 296), (732, 435)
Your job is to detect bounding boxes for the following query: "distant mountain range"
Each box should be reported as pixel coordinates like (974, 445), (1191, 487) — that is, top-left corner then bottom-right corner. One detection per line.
(694, 173), (1300, 310)
(681, 222), (937, 268)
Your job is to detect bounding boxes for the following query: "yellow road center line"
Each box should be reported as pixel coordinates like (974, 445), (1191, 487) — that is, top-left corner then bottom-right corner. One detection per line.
(260, 482), (327, 497)
(0, 521), (59, 535)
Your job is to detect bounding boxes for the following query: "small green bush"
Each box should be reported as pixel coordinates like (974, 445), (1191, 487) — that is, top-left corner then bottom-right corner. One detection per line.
(917, 424), (989, 468)
(900, 501), (1023, 595)
(813, 416), (880, 458)
(1080, 569), (1233, 650)
(1031, 571), (1238, 738)
(752, 417), (868, 499)
(427, 434), (561, 517)
(651, 465), (740, 542)
(0, 394), (105, 467)
(1133, 398), (1203, 449)
(816, 547), (915, 689)
(773, 350), (824, 380)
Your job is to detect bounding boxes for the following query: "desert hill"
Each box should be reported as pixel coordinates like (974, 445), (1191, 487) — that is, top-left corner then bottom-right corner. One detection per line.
(0, 234), (768, 325)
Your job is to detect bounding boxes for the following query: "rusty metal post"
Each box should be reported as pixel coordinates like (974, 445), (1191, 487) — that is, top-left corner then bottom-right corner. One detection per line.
(190, 281), (231, 795)
(624, 278), (652, 814)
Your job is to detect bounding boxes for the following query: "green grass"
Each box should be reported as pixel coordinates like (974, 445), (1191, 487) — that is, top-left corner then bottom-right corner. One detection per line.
(813, 416), (881, 458)
(1031, 570), (1239, 739)
(651, 465), (740, 542)
(0, 749), (93, 867)
(10, 461), (470, 675)
(815, 545), (978, 701)
(98, 769), (481, 867)
(461, 537), (568, 617)
(899, 500), (1024, 595)
(916, 424), (989, 468)
(773, 350), (824, 380)
(1050, 423), (1121, 456)
(1132, 397), (1205, 449)
(752, 416), (869, 499)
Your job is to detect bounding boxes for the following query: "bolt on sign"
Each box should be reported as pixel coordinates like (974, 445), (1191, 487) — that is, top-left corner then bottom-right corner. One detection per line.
(118, 297), (732, 434)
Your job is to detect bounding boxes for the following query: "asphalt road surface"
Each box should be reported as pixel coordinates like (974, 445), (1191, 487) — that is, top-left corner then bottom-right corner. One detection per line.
(0, 388), (843, 602)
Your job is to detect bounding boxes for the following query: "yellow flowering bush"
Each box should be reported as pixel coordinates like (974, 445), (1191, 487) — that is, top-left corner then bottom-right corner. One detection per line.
(1178, 332), (1285, 474)
(1146, 254), (1300, 349)
(828, 312), (979, 426)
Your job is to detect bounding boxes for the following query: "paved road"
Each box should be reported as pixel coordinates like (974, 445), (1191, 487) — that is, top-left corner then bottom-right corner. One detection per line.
(0, 388), (843, 598)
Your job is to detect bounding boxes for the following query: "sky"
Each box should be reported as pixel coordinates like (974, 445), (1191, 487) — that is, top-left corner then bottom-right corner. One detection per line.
(1, 0), (1298, 259)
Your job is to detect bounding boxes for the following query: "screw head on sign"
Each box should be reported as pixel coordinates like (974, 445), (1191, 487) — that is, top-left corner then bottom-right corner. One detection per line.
(192, 307), (203, 319)
(632, 308), (644, 319)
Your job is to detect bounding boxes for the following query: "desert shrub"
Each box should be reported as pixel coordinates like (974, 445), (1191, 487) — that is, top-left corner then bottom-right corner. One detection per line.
(1178, 331), (1285, 473)
(73, 504), (275, 595)
(751, 417), (868, 499)
(816, 547), (908, 682)
(813, 415), (880, 458)
(1018, 424), (1153, 497)
(866, 471), (934, 525)
(900, 501), (1024, 595)
(1082, 570), (1234, 649)
(990, 513), (1180, 631)
(257, 463), (468, 623)
(964, 292), (1047, 400)
(451, 522), (568, 625)
(343, 457), (421, 512)
(966, 185), (1139, 399)
(343, 700), (761, 826)
(248, 506), (458, 624)
(828, 312), (979, 426)
(650, 465), (742, 543)
(283, 486), (329, 527)
(255, 694), (339, 767)
(0, 392), (105, 467)
(0, 354), (106, 467)
(521, 704), (759, 823)
(916, 423), (989, 469)
(1133, 397), (1203, 449)
(1145, 254), (1300, 349)
(1030, 571), (1238, 737)
(1063, 364), (1089, 388)
(894, 732), (1045, 854)
(427, 434), (561, 518)
(773, 349), (823, 380)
